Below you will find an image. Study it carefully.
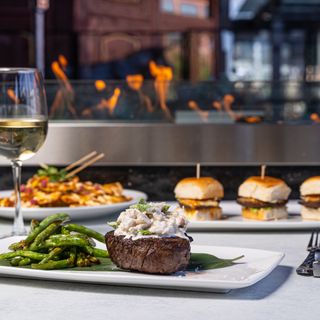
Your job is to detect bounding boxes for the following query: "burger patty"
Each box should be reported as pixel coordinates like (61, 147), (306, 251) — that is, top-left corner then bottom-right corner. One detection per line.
(299, 200), (320, 208)
(177, 198), (220, 209)
(237, 197), (288, 208)
(299, 195), (320, 208)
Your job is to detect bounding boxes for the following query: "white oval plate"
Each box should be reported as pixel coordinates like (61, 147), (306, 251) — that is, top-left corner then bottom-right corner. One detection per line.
(0, 236), (284, 293)
(0, 189), (147, 221)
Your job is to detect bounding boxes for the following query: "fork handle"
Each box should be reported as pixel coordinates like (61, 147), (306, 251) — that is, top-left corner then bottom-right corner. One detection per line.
(296, 250), (315, 276)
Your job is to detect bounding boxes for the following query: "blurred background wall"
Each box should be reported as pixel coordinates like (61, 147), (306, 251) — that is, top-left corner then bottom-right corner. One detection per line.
(0, 0), (319, 82)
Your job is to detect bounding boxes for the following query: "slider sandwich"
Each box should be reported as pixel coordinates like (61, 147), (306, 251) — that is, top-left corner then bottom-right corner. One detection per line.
(237, 176), (291, 220)
(300, 177), (320, 221)
(174, 177), (224, 221)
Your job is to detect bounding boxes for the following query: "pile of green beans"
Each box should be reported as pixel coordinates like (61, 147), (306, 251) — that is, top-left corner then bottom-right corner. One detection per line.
(0, 213), (108, 270)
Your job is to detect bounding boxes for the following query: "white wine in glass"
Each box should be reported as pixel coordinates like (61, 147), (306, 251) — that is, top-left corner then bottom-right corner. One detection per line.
(0, 68), (48, 236)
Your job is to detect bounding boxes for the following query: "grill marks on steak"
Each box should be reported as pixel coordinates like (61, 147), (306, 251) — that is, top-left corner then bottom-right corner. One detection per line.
(105, 231), (191, 274)
(237, 197), (288, 208)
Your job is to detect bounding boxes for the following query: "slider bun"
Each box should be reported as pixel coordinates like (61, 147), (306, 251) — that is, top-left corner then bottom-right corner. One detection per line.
(238, 176), (291, 203)
(301, 206), (320, 221)
(184, 206), (222, 221)
(300, 176), (320, 196)
(242, 207), (288, 221)
(174, 177), (224, 200)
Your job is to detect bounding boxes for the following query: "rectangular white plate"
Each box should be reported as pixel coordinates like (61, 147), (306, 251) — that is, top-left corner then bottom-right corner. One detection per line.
(0, 236), (284, 293)
(183, 200), (320, 231)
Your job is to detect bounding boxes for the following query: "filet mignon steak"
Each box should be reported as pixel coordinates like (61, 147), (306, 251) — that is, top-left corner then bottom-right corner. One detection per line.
(105, 231), (190, 274)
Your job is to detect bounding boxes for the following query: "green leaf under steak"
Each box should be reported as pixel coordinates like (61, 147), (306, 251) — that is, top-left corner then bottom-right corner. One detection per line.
(187, 253), (244, 271)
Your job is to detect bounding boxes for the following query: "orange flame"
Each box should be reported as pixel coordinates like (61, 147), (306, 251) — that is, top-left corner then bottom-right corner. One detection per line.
(149, 61), (173, 81)
(58, 54), (68, 69)
(149, 61), (158, 78)
(149, 61), (173, 120)
(223, 94), (235, 105)
(50, 59), (76, 118)
(97, 88), (121, 115)
(126, 74), (143, 91)
(95, 80), (107, 92)
(6, 89), (20, 104)
(126, 74), (154, 112)
(244, 116), (262, 124)
(222, 94), (238, 121)
(310, 113), (320, 123)
(51, 61), (68, 81)
(212, 101), (222, 111)
(108, 88), (121, 113)
(188, 100), (209, 122)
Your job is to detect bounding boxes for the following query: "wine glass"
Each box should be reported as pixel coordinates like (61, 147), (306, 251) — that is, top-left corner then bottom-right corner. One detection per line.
(0, 68), (48, 236)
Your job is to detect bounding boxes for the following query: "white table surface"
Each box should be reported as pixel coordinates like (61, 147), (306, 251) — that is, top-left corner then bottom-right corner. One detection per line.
(0, 215), (318, 320)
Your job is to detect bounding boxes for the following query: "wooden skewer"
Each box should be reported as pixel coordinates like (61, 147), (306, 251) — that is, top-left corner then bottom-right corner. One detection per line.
(261, 164), (266, 180)
(39, 163), (49, 170)
(196, 163), (201, 179)
(66, 153), (105, 178)
(64, 151), (97, 171)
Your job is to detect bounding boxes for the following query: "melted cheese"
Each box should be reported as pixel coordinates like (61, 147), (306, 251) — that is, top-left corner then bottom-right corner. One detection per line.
(178, 198), (219, 208)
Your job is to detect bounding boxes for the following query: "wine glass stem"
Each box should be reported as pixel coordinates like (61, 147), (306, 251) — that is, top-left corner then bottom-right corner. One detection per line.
(11, 160), (26, 236)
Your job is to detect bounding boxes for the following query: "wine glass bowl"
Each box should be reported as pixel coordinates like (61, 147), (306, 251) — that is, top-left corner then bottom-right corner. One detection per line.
(0, 68), (48, 236)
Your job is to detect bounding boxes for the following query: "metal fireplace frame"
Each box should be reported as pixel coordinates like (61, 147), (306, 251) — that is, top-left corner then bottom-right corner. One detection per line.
(0, 122), (317, 166)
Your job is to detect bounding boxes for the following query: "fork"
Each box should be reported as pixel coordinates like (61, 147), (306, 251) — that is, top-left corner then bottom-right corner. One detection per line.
(296, 229), (319, 276)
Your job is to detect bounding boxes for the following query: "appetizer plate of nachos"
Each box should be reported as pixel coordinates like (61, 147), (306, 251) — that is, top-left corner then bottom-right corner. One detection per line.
(0, 167), (147, 220)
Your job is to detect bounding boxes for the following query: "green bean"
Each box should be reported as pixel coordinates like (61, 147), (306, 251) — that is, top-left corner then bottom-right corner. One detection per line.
(44, 236), (89, 249)
(10, 256), (23, 266)
(29, 221), (62, 251)
(25, 213), (70, 246)
(48, 234), (90, 244)
(77, 252), (100, 266)
(90, 247), (109, 258)
(72, 233), (95, 246)
(30, 219), (40, 231)
(61, 226), (70, 235)
(0, 251), (47, 261)
(18, 258), (32, 266)
(84, 258), (92, 267)
(39, 247), (64, 265)
(64, 224), (105, 243)
(88, 255), (100, 264)
(69, 247), (77, 265)
(76, 252), (86, 267)
(8, 240), (27, 251)
(31, 259), (73, 270)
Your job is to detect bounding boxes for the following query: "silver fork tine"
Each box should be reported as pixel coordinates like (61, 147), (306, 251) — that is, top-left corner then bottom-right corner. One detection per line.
(316, 229), (319, 248)
(307, 230), (315, 251)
